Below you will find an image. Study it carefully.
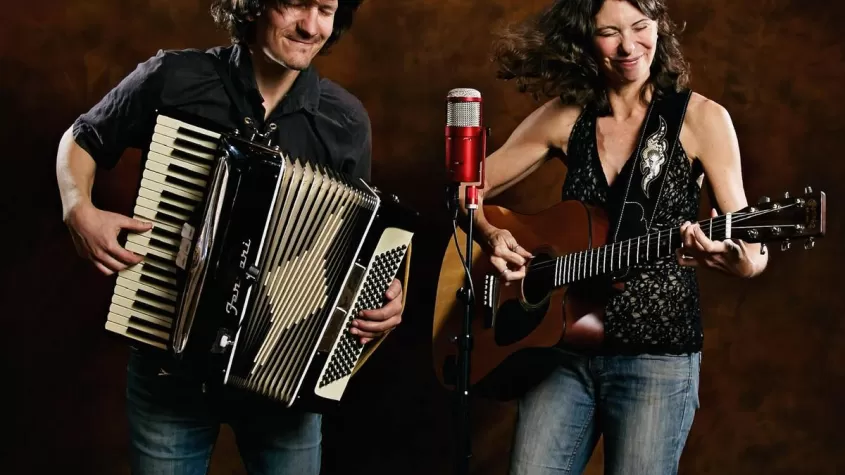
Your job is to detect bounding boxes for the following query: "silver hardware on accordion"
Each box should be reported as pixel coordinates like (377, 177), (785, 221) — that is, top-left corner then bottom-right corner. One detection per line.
(104, 113), (416, 409)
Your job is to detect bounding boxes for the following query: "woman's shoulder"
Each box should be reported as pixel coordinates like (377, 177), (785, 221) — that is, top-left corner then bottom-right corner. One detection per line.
(681, 92), (735, 157)
(684, 92), (732, 132)
(547, 96), (585, 123)
(524, 97), (584, 152)
(526, 96), (584, 125)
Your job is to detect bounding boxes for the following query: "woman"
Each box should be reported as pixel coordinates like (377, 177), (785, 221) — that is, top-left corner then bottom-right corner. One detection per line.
(470, 0), (769, 473)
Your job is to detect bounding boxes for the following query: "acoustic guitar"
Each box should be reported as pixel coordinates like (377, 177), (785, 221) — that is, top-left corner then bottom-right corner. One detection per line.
(432, 189), (826, 397)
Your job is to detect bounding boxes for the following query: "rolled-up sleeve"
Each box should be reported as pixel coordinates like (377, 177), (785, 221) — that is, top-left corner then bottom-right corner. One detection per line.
(72, 49), (168, 169)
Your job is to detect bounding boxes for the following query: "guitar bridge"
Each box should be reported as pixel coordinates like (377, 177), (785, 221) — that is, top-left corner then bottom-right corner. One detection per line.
(483, 274), (499, 329)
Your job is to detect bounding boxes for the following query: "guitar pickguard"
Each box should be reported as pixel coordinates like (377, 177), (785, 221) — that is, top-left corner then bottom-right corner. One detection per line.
(492, 297), (550, 346)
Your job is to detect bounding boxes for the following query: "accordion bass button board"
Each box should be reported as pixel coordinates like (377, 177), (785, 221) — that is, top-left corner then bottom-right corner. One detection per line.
(104, 113), (416, 408)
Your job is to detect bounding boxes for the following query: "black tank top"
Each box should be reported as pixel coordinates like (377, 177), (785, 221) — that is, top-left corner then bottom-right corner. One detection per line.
(561, 101), (705, 355)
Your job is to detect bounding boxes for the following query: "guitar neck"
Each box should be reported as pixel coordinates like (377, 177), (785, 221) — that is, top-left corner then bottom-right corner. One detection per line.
(550, 215), (729, 287)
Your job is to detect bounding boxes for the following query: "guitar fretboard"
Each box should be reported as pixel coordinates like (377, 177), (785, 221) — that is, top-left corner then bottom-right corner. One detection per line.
(550, 215), (730, 287)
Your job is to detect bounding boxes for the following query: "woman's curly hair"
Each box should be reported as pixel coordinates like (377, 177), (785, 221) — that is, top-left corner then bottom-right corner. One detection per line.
(493, 0), (690, 114)
(210, 0), (363, 52)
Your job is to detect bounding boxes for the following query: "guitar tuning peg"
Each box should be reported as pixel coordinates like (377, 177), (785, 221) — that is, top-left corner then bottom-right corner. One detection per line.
(804, 186), (813, 195)
(760, 243), (767, 255)
(757, 196), (771, 205)
(805, 237), (816, 250)
(783, 191), (791, 199)
(781, 240), (791, 251)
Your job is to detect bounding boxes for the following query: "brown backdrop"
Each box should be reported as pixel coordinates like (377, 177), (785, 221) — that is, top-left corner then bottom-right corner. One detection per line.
(2, 0), (843, 474)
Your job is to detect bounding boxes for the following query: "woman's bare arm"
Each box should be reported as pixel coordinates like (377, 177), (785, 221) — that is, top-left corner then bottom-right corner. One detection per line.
(459, 98), (582, 279)
(678, 95), (768, 277)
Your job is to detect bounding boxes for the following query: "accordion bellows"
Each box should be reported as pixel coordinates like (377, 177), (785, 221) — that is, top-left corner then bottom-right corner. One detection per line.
(105, 113), (414, 408)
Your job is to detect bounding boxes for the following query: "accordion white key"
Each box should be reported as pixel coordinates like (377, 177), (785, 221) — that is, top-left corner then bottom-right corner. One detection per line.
(105, 113), (415, 408)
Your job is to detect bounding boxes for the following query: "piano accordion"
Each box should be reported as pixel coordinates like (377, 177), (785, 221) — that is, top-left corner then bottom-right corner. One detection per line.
(105, 113), (415, 408)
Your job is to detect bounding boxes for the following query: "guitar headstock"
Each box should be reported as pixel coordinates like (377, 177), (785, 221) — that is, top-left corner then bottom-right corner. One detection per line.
(730, 187), (826, 252)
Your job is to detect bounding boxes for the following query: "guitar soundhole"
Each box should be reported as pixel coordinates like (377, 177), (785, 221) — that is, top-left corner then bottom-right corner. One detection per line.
(522, 252), (555, 306)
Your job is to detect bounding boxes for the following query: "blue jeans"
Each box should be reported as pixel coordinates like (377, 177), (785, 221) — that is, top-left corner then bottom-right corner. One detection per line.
(509, 349), (701, 475)
(125, 348), (321, 475)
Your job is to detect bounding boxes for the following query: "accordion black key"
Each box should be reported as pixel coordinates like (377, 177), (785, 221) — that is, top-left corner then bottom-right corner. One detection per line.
(105, 113), (415, 407)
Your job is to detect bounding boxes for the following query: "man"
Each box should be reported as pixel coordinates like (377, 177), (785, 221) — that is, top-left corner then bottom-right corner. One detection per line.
(55, 1), (403, 473)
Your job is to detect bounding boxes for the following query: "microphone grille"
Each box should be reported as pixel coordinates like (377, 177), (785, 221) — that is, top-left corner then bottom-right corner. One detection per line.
(447, 88), (482, 99)
(447, 88), (481, 127)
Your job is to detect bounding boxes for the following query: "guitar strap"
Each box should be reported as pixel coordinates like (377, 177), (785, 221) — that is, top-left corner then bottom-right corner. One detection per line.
(607, 88), (692, 242)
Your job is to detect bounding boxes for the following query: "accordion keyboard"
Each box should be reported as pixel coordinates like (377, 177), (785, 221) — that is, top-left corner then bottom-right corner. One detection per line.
(104, 116), (221, 349)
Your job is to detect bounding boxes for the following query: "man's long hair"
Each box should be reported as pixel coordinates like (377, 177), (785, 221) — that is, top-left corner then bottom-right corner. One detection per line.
(493, 0), (690, 114)
(210, 0), (363, 52)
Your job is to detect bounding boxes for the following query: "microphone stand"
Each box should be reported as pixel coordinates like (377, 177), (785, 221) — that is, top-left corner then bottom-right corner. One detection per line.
(446, 120), (488, 475)
(455, 184), (478, 475)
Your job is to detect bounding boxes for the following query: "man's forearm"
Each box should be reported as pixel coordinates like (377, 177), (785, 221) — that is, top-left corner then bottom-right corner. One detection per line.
(57, 128), (97, 221)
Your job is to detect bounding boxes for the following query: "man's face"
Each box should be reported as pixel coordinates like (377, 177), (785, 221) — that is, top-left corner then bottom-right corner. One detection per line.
(253, 0), (338, 70)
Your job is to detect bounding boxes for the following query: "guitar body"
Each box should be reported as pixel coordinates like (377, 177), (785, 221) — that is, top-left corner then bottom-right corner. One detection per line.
(432, 200), (611, 397)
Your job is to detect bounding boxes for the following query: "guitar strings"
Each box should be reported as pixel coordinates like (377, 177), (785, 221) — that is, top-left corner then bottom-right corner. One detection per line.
(529, 204), (797, 273)
(521, 203), (800, 274)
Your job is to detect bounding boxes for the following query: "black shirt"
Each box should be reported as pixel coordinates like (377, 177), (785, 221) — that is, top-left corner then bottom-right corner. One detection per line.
(72, 43), (371, 181)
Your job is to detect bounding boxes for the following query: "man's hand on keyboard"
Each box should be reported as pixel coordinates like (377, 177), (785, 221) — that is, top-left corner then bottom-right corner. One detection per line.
(65, 202), (152, 276)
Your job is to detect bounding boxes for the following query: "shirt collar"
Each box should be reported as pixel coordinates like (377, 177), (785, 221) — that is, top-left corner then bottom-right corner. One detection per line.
(228, 43), (321, 116)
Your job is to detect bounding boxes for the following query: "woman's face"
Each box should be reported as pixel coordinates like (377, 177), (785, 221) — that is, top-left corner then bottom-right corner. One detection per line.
(592, 0), (658, 86)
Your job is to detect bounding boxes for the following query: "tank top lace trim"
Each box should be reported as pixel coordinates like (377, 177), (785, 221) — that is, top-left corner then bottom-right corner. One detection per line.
(561, 99), (705, 355)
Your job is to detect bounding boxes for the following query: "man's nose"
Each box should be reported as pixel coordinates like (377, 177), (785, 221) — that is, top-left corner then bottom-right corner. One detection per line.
(297, 7), (320, 37)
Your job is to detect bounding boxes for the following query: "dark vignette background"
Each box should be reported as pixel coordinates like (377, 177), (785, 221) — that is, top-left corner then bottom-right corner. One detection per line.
(1, 0), (842, 473)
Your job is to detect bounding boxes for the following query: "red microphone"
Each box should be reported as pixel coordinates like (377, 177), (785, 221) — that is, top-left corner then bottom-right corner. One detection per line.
(445, 88), (486, 207)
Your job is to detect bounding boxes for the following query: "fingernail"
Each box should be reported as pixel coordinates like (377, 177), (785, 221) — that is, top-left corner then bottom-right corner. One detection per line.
(351, 320), (359, 327)
(350, 328), (359, 335)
